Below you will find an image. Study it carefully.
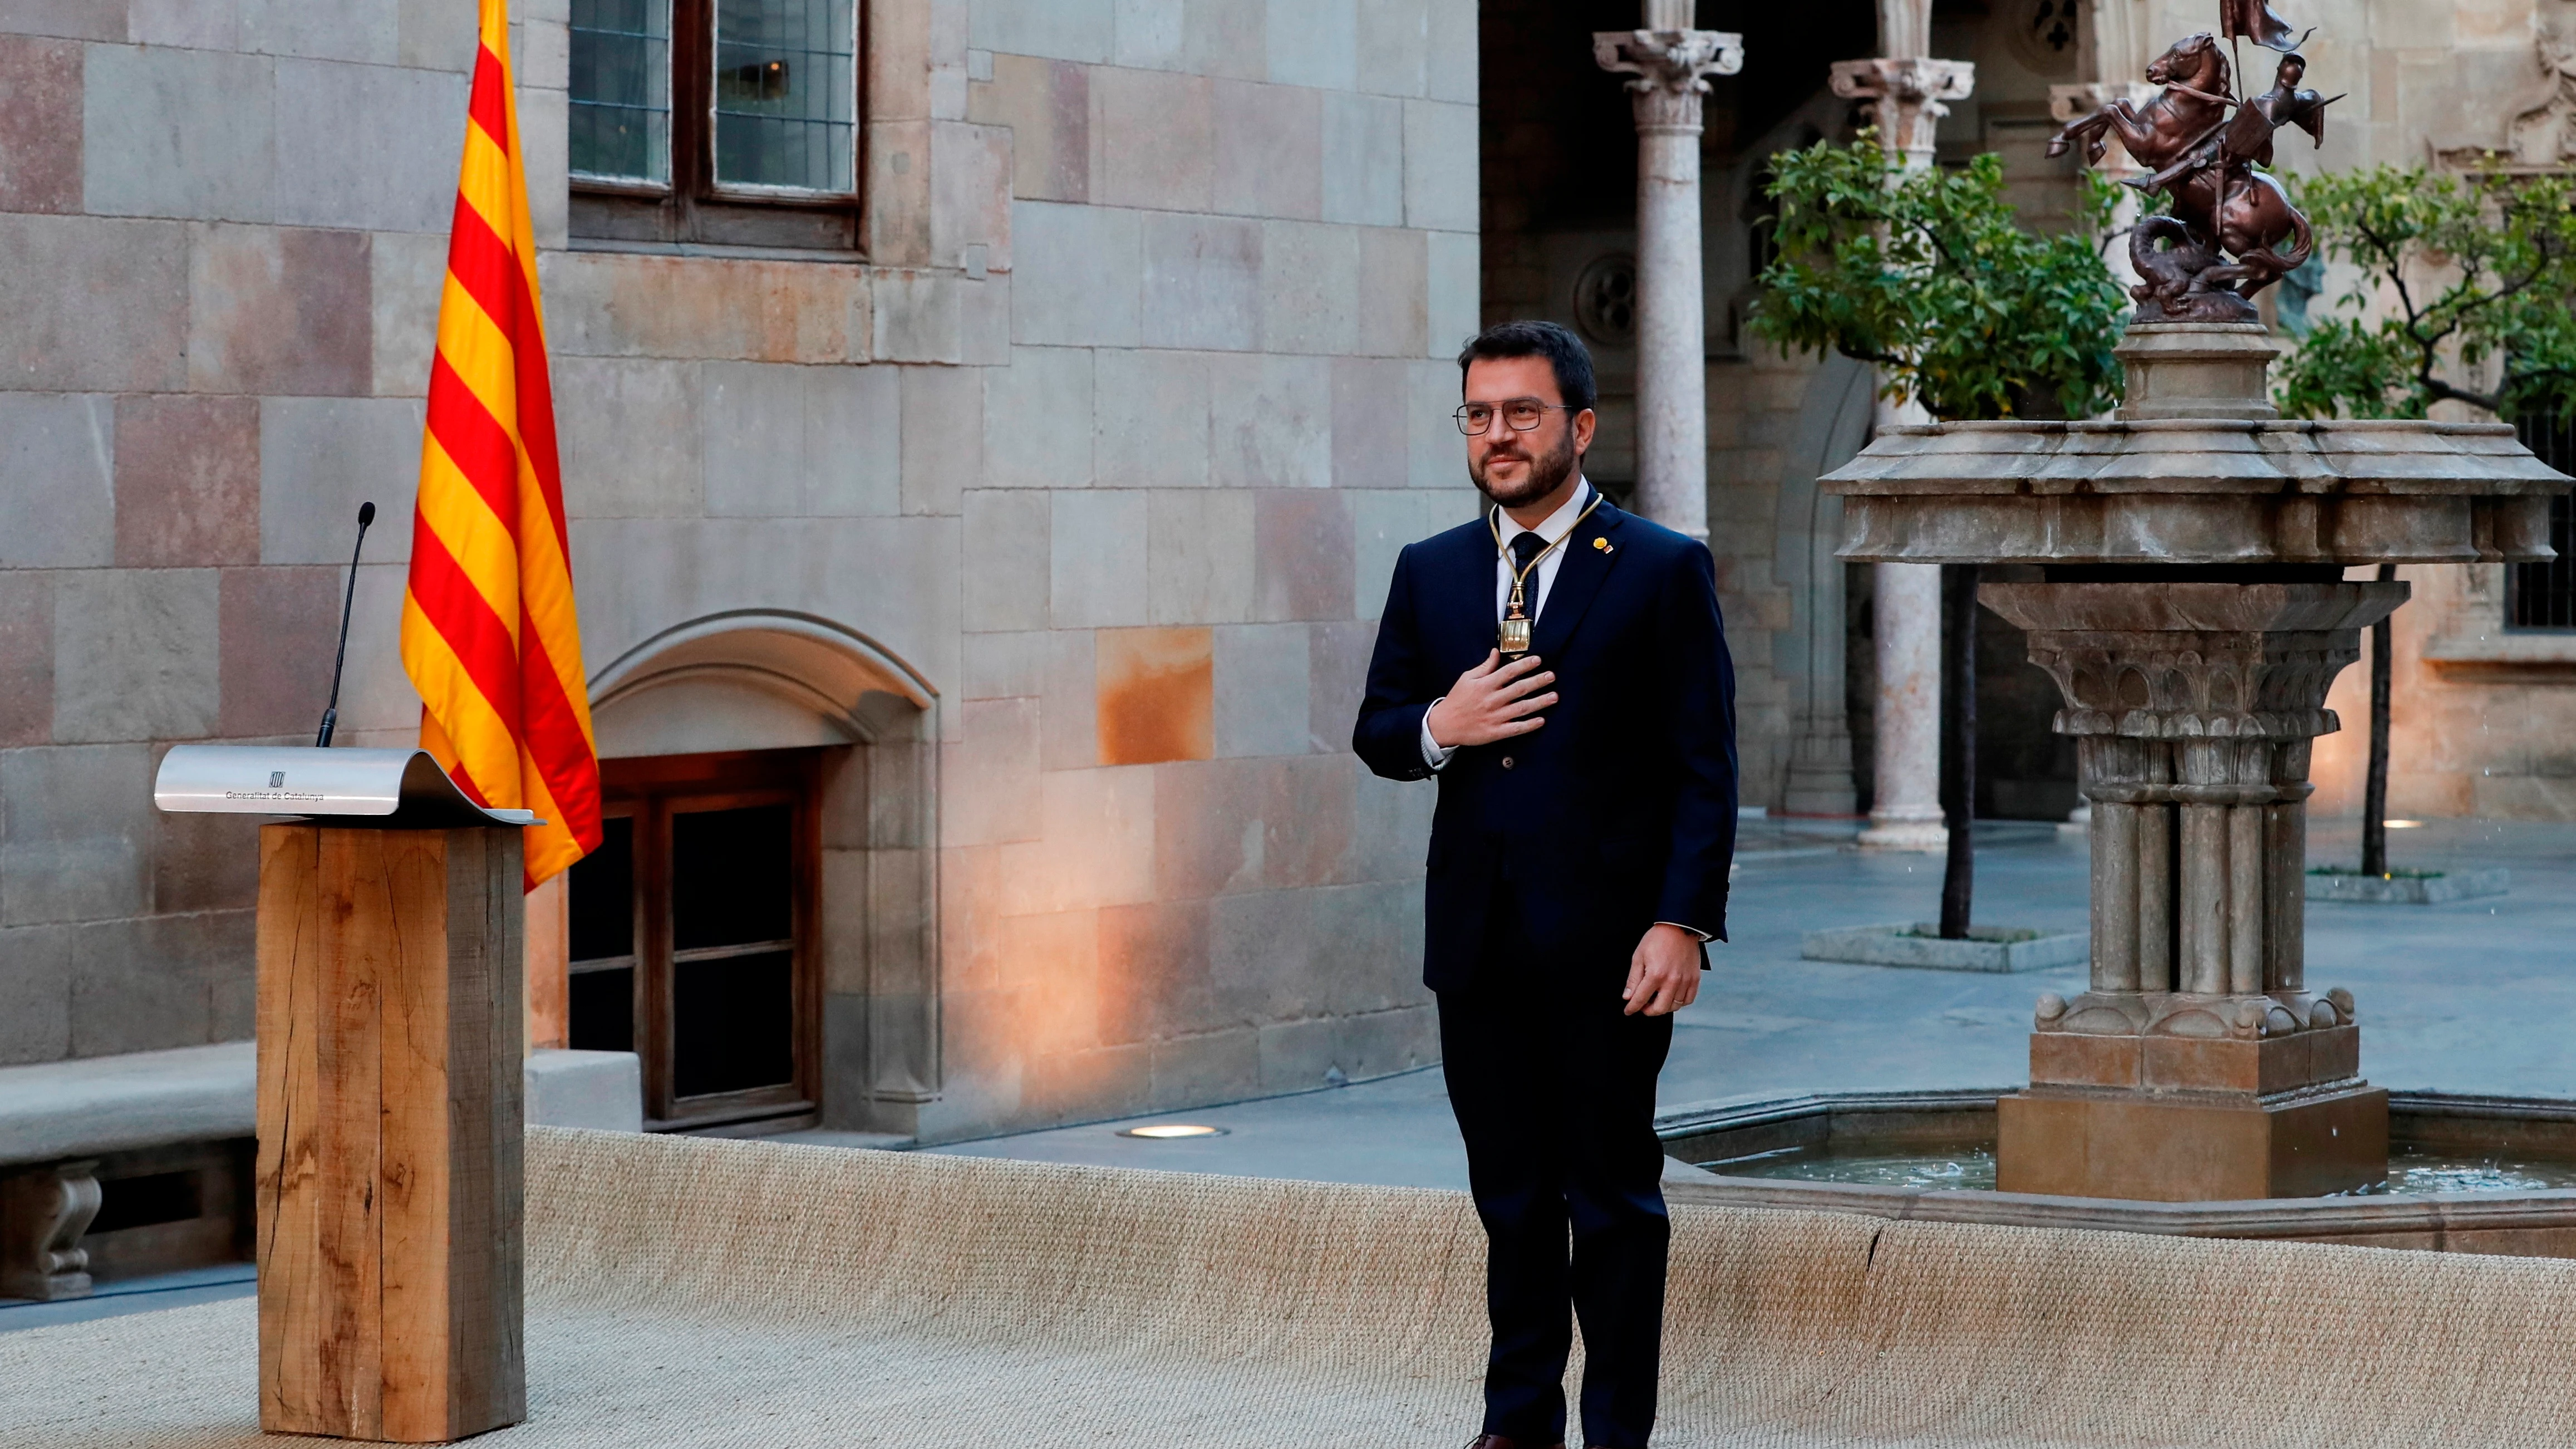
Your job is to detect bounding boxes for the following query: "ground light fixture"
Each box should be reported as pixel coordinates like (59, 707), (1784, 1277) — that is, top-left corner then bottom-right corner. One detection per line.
(1118, 1124), (1228, 1139)
(2386, 820), (2425, 829)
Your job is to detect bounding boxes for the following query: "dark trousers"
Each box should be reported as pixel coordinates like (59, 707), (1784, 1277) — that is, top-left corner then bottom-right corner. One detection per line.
(1438, 913), (1675, 1449)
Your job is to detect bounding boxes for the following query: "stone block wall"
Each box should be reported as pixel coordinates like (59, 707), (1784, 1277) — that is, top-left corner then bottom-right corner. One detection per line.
(0, 0), (1479, 1143)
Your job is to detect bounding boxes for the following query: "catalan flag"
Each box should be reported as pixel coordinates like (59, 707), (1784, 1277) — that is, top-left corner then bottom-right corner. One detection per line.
(401, 0), (602, 887)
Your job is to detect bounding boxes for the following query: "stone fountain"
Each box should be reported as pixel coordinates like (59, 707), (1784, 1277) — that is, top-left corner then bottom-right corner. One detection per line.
(1781, 14), (2570, 1204)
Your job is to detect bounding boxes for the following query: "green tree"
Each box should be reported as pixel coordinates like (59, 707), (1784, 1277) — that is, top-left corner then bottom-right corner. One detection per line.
(1746, 133), (2130, 421)
(2273, 165), (2576, 422)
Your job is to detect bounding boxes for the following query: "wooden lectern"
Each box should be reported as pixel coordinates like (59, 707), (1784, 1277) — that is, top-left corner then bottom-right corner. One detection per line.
(158, 747), (533, 1443)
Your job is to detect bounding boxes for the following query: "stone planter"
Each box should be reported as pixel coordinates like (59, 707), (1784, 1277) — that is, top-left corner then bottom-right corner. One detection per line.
(1802, 922), (2088, 973)
(2306, 867), (2510, 904)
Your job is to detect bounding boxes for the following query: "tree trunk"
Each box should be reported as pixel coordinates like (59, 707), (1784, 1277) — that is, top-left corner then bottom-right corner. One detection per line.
(1939, 564), (1978, 938)
(2361, 562), (2396, 876)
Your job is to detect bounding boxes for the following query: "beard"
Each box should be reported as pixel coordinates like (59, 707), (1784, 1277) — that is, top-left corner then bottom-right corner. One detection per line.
(1469, 425), (1580, 509)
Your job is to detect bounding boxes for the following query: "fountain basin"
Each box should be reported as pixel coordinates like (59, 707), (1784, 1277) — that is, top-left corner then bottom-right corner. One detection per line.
(1659, 1088), (2576, 1257)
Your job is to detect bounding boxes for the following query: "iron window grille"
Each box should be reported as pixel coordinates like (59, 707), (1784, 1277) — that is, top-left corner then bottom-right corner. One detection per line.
(569, 0), (861, 251)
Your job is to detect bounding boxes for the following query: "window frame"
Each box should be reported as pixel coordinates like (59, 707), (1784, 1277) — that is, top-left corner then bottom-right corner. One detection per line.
(569, 0), (866, 252)
(581, 750), (824, 1133)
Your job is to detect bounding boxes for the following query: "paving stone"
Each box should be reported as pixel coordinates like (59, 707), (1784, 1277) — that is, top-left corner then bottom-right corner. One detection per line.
(395, 0), (477, 70)
(367, 229), (446, 398)
(962, 630), (1049, 700)
(0, 33), (81, 213)
(1148, 1026), (1260, 1106)
(66, 912), (246, 1057)
(0, 215), (189, 393)
(1423, 0), (1475, 102)
(153, 805), (262, 918)
(0, 392), (113, 569)
(113, 395), (260, 568)
(1140, 213), (1259, 350)
(1212, 80), (1320, 220)
(0, 574), (50, 748)
(82, 45), (274, 223)
(129, 0), (242, 48)
(188, 223), (373, 396)
(1095, 626), (1212, 765)
(216, 565), (340, 739)
(258, 396), (422, 564)
(0, 744), (157, 927)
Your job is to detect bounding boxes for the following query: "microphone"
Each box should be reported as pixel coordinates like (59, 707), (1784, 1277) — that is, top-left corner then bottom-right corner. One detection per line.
(315, 501), (377, 748)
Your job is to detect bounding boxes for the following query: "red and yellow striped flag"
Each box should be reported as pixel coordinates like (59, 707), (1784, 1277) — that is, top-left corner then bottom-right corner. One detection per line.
(401, 0), (602, 887)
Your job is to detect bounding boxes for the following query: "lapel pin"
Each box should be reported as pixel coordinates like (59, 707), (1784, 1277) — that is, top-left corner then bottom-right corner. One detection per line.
(1594, 537), (1612, 553)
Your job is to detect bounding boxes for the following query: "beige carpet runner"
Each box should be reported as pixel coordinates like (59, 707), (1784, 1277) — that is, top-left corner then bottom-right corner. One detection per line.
(8, 1125), (2576, 1446)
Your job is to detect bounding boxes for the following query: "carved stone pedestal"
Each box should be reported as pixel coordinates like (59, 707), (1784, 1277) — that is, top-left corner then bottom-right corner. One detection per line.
(0, 1159), (101, 1301)
(1983, 579), (2404, 1200)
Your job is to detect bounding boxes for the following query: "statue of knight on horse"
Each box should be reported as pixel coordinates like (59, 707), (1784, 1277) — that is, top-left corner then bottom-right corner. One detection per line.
(2048, 0), (2342, 323)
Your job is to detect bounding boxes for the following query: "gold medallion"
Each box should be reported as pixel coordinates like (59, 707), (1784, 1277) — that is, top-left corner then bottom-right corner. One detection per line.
(1499, 616), (1532, 655)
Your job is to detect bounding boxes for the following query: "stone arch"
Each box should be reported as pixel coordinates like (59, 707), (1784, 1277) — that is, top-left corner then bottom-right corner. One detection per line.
(587, 608), (936, 759)
(583, 610), (941, 1133)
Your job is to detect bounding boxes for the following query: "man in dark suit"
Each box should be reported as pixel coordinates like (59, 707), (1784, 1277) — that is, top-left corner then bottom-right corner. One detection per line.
(1351, 321), (1737, 1449)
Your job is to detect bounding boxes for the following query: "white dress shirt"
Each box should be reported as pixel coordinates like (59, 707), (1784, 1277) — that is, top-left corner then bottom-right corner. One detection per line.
(1419, 478), (1594, 770)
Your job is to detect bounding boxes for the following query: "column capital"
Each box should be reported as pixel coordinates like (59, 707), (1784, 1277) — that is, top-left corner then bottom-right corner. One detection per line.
(1594, 28), (1745, 134)
(1828, 55), (1975, 163)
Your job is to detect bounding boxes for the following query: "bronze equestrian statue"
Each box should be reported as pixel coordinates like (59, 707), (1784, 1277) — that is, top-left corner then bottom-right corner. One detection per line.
(2050, 26), (2335, 323)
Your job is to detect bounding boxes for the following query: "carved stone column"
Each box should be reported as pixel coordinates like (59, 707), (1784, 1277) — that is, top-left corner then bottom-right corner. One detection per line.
(1828, 56), (1975, 171)
(1983, 581), (2402, 1200)
(1594, 6), (1743, 544)
(1829, 55), (1974, 851)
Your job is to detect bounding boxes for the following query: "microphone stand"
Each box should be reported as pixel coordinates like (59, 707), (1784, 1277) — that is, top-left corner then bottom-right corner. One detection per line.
(316, 501), (376, 748)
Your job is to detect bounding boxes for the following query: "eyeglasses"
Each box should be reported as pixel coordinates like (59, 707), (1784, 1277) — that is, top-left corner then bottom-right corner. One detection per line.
(1455, 399), (1579, 435)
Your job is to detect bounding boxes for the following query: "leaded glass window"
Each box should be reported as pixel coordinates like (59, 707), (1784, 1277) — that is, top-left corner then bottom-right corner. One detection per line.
(569, 0), (671, 185)
(712, 0), (857, 194)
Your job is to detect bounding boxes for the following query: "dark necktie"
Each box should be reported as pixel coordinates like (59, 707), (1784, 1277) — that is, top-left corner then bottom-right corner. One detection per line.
(1509, 531), (1546, 619)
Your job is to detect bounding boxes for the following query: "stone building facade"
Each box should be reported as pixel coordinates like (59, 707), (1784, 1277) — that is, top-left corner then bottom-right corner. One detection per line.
(0, 0), (1477, 1142)
(1, 0), (2567, 1142)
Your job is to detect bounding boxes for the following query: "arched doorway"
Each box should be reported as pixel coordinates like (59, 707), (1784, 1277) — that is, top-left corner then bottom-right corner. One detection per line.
(575, 611), (939, 1136)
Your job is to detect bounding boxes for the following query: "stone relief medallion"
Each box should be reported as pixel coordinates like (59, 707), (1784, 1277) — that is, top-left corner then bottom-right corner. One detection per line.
(1573, 252), (1640, 347)
(2007, 0), (2081, 77)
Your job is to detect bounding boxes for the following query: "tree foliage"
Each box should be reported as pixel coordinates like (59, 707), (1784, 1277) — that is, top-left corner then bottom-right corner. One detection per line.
(2273, 165), (2576, 421)
(1746, 134), (2129, 422)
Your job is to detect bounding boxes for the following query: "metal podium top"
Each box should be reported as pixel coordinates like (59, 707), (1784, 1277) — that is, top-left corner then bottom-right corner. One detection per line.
(152, 746), (543, 828)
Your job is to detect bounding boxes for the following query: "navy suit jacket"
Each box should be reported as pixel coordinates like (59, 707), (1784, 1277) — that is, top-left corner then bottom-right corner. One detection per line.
(1352, 494), (1739, 995)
